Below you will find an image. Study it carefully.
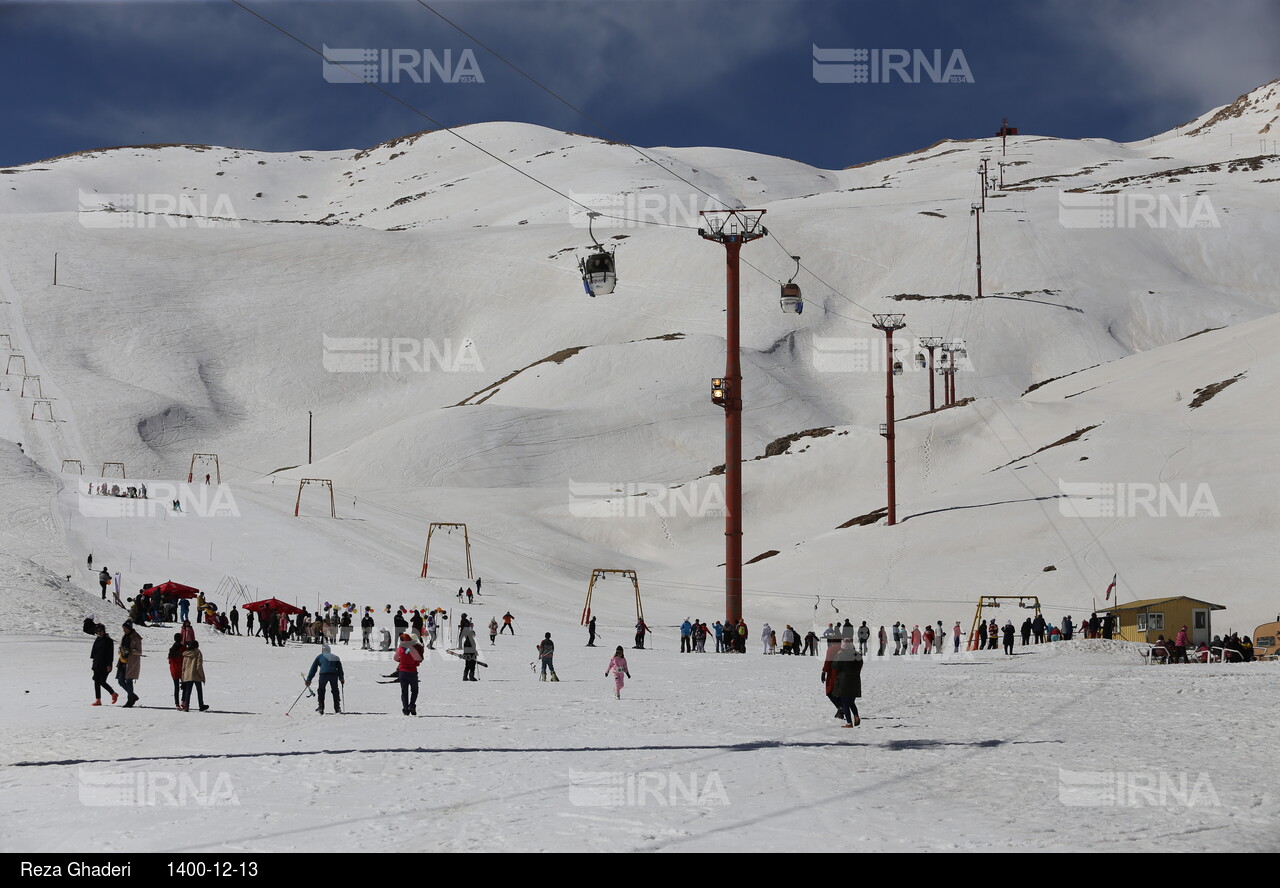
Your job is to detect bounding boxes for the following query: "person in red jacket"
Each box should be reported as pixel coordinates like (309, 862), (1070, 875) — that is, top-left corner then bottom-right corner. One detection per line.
(167, 633), (185, 709)
(394, 632), (424, 716)
(819, 635), (843, 718)
(180, 619), (195, 645)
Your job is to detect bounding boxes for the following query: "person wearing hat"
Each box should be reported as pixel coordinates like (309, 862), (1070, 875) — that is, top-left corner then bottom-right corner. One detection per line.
(604, 646), (631, 699)
(460, 625), (480, 681)
(394, 632), (424, 715)
(305, 642), (345, 714)
(118, 620), (142, 707)
(90, 623), (118, 706)
(180, 639), (208, 712)
(536, 632), (558, 681)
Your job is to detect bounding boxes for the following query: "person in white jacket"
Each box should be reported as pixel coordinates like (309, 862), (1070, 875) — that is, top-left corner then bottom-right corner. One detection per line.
(761, 623), (773, 654)
(934, 621), (946, 654)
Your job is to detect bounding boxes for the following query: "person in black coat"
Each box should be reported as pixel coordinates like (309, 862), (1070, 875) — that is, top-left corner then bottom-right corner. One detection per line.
(1003, 621), (1016, 655)
(586, 616), (597, 647)
(90, 624), (118, 705)
(831, 641), (863, 727)
(1032, 613), (1047, 644)
(1020, 618), (1033, 647)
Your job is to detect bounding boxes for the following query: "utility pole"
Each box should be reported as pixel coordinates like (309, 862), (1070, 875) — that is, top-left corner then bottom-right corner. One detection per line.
(971, 202), (983, 300)
(944, 340), (966, 405)
(53, 252), (58, 286)
(873, 314), (906, 526)
(979, 161), (988, 211)
(699, 209), (767, 627)
(920, 336), (943, 412)
(308, 411), (313, 465)
(998, 161), (1006, 190)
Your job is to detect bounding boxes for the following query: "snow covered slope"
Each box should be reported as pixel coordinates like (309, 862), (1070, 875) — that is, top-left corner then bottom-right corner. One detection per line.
(1, 78), (1278, 636)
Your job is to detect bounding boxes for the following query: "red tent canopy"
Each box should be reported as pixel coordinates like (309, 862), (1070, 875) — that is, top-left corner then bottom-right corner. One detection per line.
(142, 581), (200, 598)
(242, 597), (304, 615)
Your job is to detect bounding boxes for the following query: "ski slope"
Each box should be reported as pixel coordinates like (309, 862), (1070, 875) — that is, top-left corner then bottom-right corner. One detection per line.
(0, 78), (1278, 853)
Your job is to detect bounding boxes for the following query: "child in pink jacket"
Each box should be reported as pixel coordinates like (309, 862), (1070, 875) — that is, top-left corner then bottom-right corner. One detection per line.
(605, 646), (631, 699)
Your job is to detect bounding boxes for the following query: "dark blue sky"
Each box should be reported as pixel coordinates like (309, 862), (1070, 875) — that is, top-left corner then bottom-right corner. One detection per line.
(3, 0), (1277, 169)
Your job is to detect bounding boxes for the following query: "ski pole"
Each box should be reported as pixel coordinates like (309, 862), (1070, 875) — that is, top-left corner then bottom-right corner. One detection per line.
(284, 684), (310, 717)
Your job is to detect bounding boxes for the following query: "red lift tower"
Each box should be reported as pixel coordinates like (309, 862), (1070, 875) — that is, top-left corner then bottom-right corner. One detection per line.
(699, 209), (767, 627)
(872, 314), (907, 525)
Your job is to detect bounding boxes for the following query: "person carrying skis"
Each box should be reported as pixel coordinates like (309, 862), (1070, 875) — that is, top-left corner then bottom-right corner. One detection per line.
(605, 646), (631, 699)
(394, 632), (424, 715)
(634, 618), (650, 649)
(488, 617), (498, 646)
(180, 640), (208, 712)
(98, 567), (111, 600)
(586, 615), (597, 647)
(536, 632), (558, 681)
(306, 642), (345, 714)
(90, 623), (118, 706)
(460, 625), (479, 681)
(501, 612), (515, 635)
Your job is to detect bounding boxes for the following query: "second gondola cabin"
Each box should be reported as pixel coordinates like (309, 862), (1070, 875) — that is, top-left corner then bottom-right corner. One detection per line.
(579, 249), (616, 297)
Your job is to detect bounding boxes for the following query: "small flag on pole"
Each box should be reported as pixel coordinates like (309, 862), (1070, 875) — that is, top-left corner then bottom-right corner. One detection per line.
(1104, 574), (1117, 601)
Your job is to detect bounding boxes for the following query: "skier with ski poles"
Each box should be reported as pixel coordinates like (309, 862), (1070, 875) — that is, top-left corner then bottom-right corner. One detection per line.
(586, 615), (597, 647)
(605, 646), (631, 699)
(501, 611), (515, 635)
(305, 642), (345, 714)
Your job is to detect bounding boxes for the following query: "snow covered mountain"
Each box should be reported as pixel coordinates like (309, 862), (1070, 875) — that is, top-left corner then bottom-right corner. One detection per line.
(1, 77), (1278, 634)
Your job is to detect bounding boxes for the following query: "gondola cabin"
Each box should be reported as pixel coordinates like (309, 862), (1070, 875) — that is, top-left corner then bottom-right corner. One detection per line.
(892, 360), (904, 376)
(915, 353), (927, 369)
(579, 249), (616, 297)
(780, 282), (803, 314)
